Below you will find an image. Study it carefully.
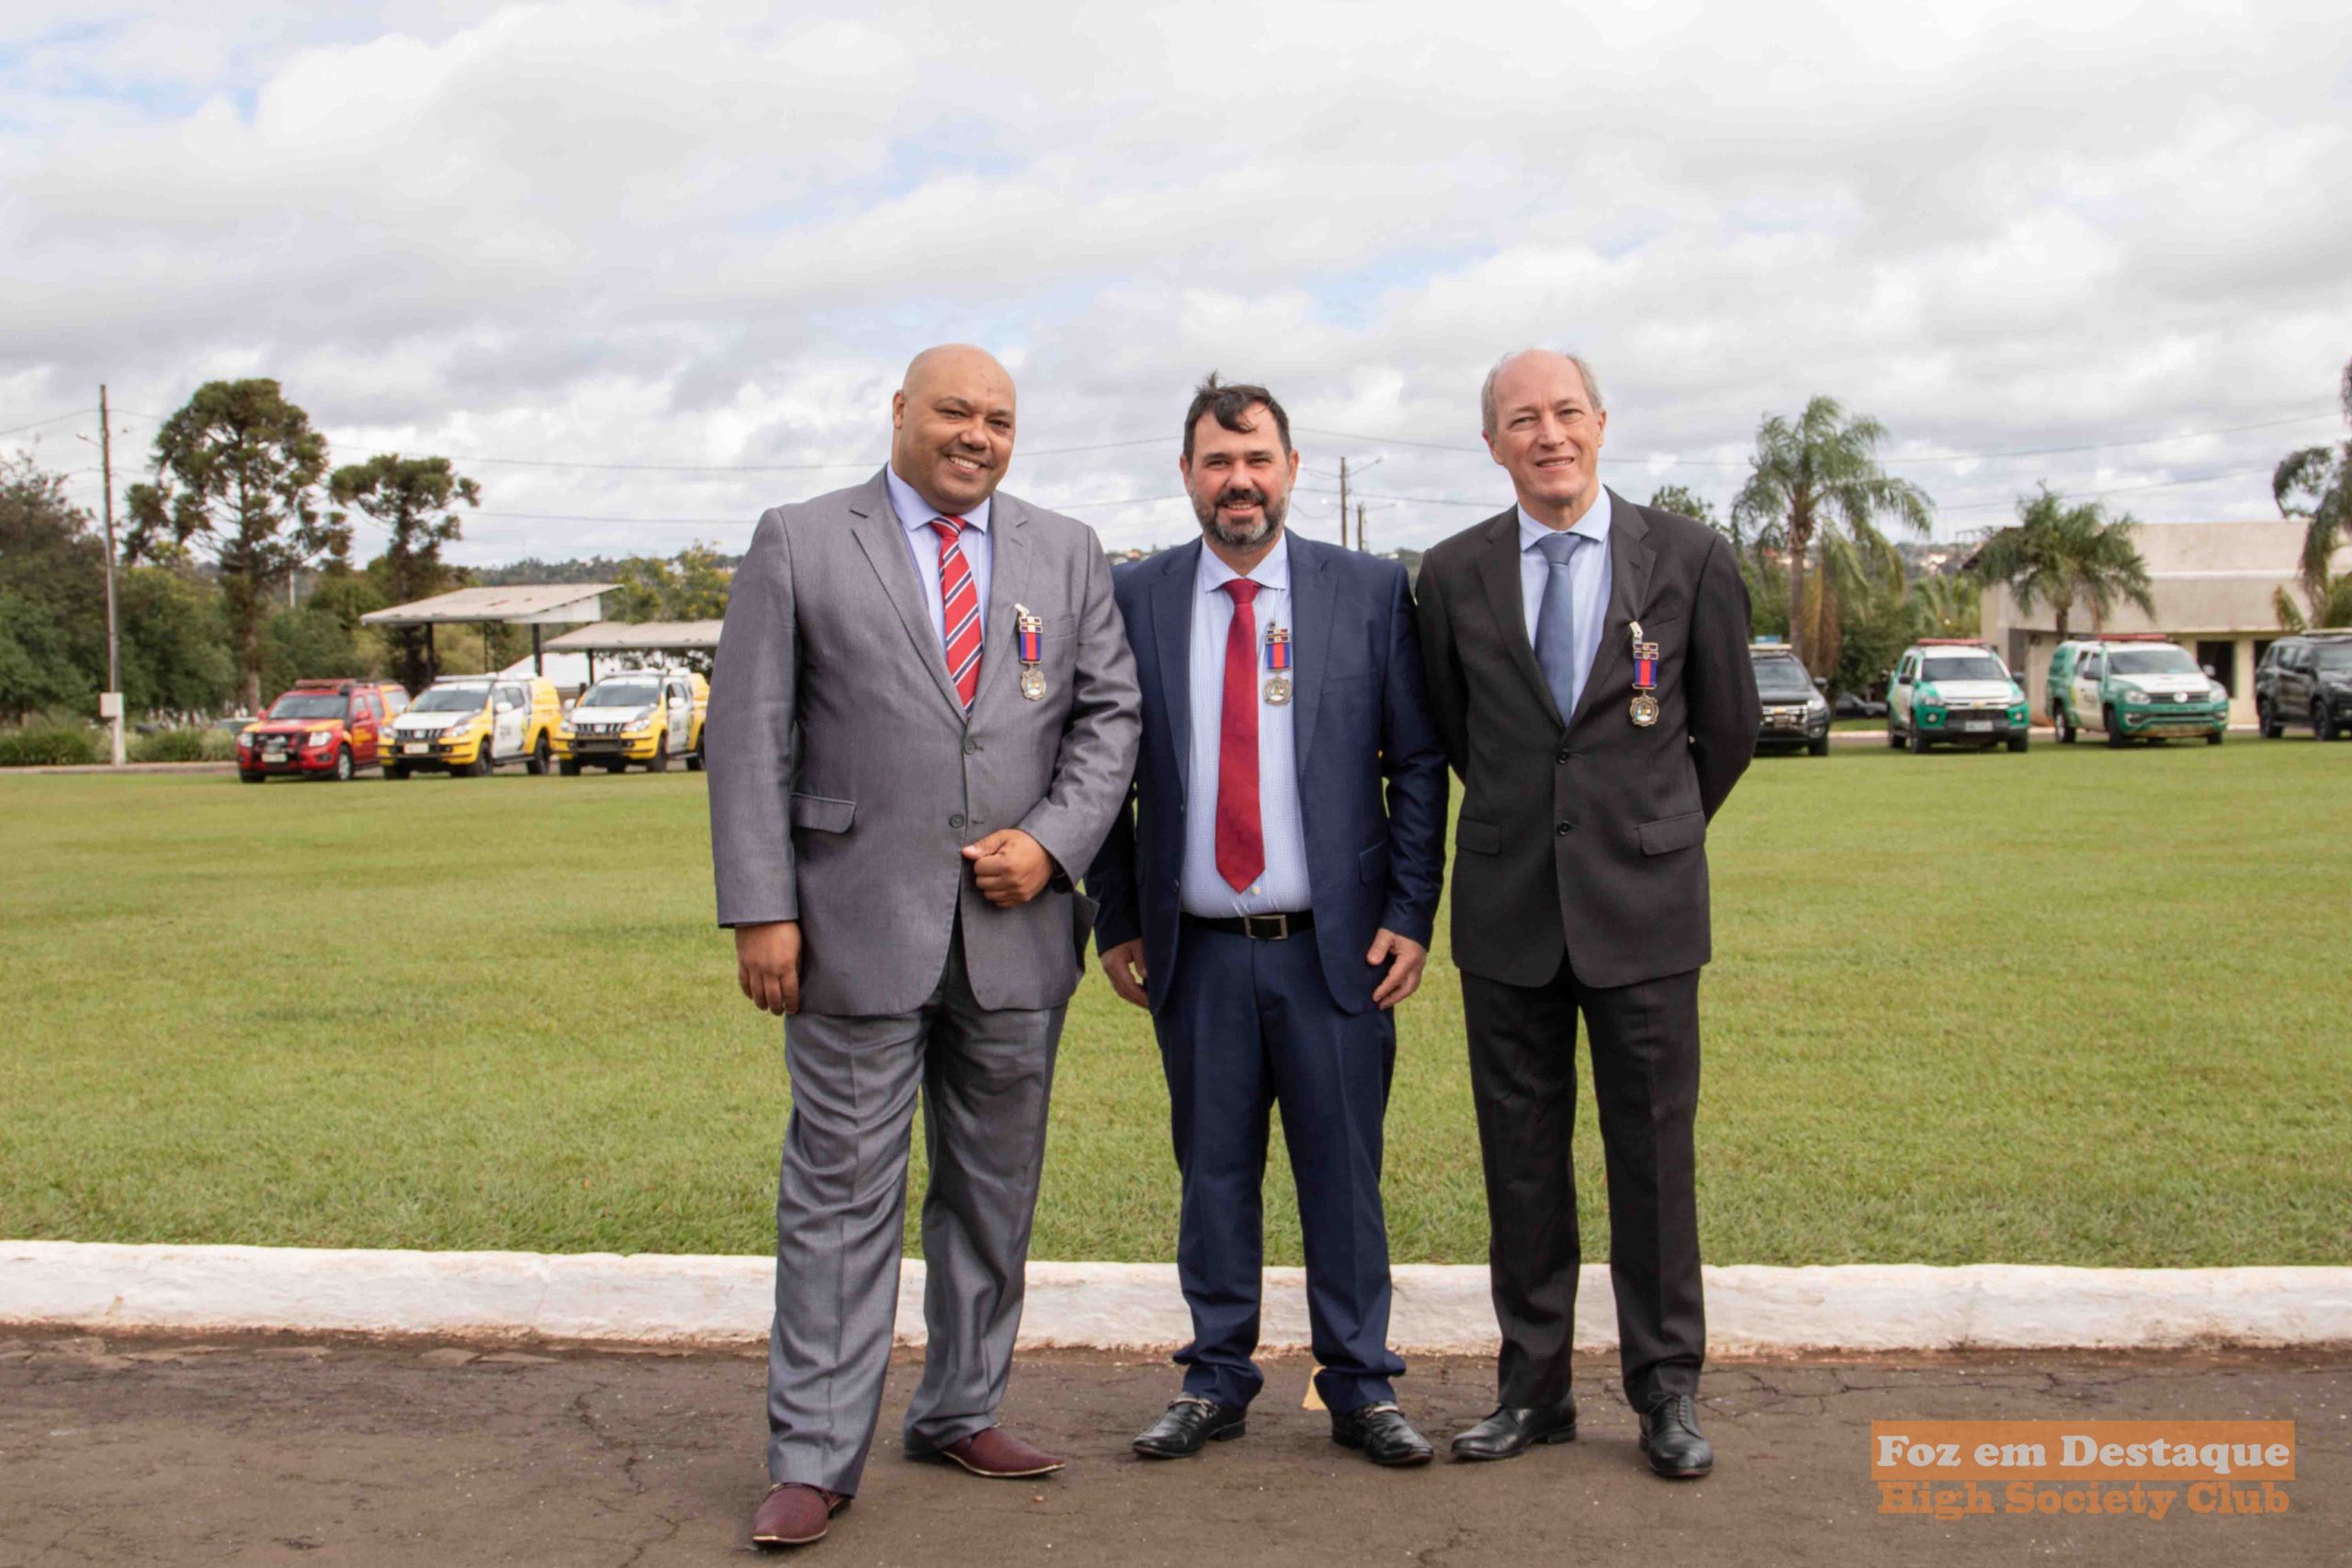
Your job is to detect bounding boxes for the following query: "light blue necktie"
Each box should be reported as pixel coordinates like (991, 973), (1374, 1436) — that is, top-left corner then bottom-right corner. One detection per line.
(1532, 530), (1586, 723)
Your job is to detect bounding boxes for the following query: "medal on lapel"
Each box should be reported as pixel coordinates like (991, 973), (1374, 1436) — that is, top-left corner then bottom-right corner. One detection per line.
(1014, 603), (1046, 701)
(1629, 619), (1660, 727)
(1263, 621), (1293, 706)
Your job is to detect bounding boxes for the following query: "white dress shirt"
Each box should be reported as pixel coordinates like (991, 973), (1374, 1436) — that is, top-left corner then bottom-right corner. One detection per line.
(884, 465), (994, 650)
(1517, 485), (1614, 718)
(1182, 533), (1313, 917)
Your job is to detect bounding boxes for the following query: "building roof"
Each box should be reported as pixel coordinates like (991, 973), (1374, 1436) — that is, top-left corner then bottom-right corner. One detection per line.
(359, 584), (616, 626)
(541, 619), (724, 652)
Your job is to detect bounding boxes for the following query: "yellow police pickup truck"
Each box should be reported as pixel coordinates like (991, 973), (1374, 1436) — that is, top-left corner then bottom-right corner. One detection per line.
(554, 670), (709, 774)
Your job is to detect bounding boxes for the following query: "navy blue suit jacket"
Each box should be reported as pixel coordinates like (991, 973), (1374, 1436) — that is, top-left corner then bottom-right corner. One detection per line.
(1085, 535), (1449, 1016)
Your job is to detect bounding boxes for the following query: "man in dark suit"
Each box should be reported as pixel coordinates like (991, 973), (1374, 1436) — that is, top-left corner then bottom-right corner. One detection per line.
(1415, 349), (1759, 1478)
(1087, 376), (1449, 1468)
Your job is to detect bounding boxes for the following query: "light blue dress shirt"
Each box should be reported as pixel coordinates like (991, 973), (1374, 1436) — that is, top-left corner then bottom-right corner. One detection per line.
(884, 465), (993, 650)
(1182, 534), (1313, 917)
(1517, 486), (1613, 719)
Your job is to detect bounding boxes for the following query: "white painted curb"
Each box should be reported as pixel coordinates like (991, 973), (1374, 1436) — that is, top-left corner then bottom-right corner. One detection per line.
(3, 1243), (2346, 1353)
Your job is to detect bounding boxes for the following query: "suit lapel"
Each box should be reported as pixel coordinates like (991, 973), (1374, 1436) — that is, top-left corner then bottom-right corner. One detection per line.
(1148, 541), (1197, 767)
(1286, 535), (1339, 770)
(1475, 506), (1565, 728)
(970, 494), (1027, 717)
(848, 469), (965, 718)
(1566, 489), (1656, 733)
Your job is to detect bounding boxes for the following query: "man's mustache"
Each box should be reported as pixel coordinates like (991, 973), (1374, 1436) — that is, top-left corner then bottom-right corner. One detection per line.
(1216, 488), (1268, 507)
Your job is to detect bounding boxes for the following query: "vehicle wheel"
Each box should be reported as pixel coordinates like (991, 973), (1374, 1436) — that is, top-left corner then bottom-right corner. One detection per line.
(2258, 699), (2282, 739)
(332, 747), (354, 783)
(239, 770), (266, 784)
(526, 735), (550, 775)
(650, 732), (671, 772)
(2105, 706), (2128, 747)
(559, 758), (581, 777)
(685, 745), (705, 772)
(1807, 734), (1829, 757)
(2318, 701), (2339, 741)
(1907, 726), (1930, 754)
(389, 763), (410, 780)
(472, 744), (497, 778)
(2007, 732), (2029, 753)
(1885, 724), (1902, 750)
(2056, 709), (2076, 744)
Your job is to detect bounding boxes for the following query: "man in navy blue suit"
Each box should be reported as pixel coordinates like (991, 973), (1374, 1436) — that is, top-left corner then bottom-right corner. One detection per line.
(1086, 376), (1449, 1468)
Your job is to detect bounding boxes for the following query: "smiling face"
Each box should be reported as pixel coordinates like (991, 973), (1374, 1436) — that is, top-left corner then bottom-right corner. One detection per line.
(1484, 350), (1608, 525)
(1181, 402), (1298, 551)
(889, 344), (1015, 517)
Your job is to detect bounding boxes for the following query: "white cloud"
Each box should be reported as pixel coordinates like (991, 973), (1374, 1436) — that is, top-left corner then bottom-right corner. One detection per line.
(2, 0), (2347, 562)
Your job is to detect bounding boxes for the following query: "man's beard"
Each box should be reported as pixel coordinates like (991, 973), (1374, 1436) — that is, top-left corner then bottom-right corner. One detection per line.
(1193, 486), (1286, 547)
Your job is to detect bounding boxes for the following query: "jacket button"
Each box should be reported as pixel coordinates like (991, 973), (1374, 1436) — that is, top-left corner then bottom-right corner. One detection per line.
(1555, 821), (1573, 836)
(1556, 747), (1571, 763)
(963, 739), (979, 754)
(949, 814), (965, 829)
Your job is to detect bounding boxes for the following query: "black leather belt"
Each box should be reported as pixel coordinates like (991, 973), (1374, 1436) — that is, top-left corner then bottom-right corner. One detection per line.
(1185, 910), (1315, 941)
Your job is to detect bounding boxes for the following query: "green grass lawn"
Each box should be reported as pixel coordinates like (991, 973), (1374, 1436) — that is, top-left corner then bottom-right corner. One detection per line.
(3, 741), (2346, 1267)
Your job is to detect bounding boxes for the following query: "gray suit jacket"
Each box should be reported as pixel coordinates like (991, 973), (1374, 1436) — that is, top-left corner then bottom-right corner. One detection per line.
(707, 469), (1142, 1016)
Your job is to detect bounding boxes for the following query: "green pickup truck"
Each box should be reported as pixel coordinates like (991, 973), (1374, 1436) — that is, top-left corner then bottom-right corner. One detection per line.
(2049, 636), (2227, 746)
(1886, 640), (2030, 752)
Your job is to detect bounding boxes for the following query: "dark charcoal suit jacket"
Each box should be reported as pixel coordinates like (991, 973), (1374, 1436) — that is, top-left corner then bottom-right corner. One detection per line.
(1415, 488), (1759, 990)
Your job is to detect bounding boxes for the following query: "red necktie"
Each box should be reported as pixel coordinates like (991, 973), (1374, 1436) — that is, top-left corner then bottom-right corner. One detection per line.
(929, 518), (983, 708)
(1216, 579), (1263, 893)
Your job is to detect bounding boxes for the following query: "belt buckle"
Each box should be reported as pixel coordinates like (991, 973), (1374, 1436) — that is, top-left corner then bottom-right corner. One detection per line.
(1244, 913), (1290, 941)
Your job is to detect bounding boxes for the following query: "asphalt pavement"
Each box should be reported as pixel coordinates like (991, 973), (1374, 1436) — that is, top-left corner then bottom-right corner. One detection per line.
(2, 1334), (2341, 1567)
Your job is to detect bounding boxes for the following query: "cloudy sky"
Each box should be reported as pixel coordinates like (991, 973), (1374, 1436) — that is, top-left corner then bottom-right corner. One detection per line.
(3, 1), (2347, 566)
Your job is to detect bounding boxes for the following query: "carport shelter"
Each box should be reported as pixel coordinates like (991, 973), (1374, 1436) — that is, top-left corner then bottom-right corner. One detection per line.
(360, 584), (617, 680)
(541, 621), (723, 682)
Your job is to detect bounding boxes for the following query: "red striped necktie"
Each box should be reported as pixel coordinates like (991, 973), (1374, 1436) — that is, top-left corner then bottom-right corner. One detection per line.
(1216, 578), (1263, 892)
(929, 517), (983, 708)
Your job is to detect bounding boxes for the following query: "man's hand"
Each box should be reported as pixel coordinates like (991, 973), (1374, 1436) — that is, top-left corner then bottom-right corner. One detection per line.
(1366, 928), (1428, 1010)
(1101, 939), (1149, 1010)
(963, 828), (1053, 908)
(736, 920), (802, 1016)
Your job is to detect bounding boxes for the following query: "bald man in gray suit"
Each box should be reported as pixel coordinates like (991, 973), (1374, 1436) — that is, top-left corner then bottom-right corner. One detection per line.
(707, 345), (1141, 1550)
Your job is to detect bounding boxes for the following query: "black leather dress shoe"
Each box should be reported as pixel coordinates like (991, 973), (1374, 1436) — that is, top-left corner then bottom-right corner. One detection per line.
(1133, 1395), (1246, 1458)
(1639, 1393), (1714, 1479)
(1449, 1400), (1578, 1461)
(1329, 1402), (1434, 1467)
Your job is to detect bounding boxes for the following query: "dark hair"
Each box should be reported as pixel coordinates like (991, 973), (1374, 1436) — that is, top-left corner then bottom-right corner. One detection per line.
(1182, 372), (1292, 463)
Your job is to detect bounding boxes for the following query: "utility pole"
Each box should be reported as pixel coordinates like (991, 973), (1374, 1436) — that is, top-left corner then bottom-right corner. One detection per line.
(1356, 502), (1368, 553)
(98, 385), (125, 768)
(1337, 457), (1349, 547)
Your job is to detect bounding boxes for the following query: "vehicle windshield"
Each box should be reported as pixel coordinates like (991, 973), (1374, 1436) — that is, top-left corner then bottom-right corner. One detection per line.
(2109, 647), (2199, 676)
(581, 681), (662, 708)
(1752, 660), (1815, 698)
(412, 686), (491, 714)
(1922, 654), (2008, 683)
(265, 694), (347, 720)
(2312, 644), (2352, 671)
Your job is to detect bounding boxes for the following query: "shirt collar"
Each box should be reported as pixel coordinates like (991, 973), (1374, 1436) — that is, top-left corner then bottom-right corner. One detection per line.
(1518, 485), (1612, 555)
(885, 464), (992, 536)
(1195, 529), (1292, 595)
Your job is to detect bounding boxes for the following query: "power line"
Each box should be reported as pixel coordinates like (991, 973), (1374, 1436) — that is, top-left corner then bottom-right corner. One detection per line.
(0, 408), (90, 438)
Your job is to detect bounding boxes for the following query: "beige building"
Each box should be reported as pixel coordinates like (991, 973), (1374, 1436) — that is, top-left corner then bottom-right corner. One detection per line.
(1980, 520), (2347, 725)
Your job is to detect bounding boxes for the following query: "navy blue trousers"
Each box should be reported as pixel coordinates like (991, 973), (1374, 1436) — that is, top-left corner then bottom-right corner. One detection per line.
(1153, 922), (1406, 1414)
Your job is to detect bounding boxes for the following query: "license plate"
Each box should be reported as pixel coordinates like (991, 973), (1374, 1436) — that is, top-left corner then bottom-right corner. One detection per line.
(403, 743), (428, 755)
(1962, 720), (1993, 732)
(264, 743), (288, 757)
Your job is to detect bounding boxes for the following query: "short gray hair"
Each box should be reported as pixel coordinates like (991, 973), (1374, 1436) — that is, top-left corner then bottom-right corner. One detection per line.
(1480, 349), (1605, 439)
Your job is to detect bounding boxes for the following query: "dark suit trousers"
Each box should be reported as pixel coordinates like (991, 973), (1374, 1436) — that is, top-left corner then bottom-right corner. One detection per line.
(1460, 953), (1703, 1409)
(1155, 923), (1406, 1414)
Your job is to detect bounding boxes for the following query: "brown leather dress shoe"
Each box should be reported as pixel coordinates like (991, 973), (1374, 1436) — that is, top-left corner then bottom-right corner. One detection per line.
(932, 1427), (1068, 1478)
(751, 1483), (849, 1549)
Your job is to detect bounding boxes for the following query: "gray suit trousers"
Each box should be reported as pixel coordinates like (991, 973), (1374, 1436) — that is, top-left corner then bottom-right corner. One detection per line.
(766, 932), (1063, 1495)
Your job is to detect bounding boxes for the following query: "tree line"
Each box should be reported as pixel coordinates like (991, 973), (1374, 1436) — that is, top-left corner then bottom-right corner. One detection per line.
(7, 362), (2347, 725)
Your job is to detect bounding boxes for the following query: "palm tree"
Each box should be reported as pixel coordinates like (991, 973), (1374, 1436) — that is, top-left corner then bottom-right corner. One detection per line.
(1904, 571), (1981, 638)
(1968, 486), (2155, 641)
(1732, 396), (1934, 673)
(2272, 354), (2350, 621)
